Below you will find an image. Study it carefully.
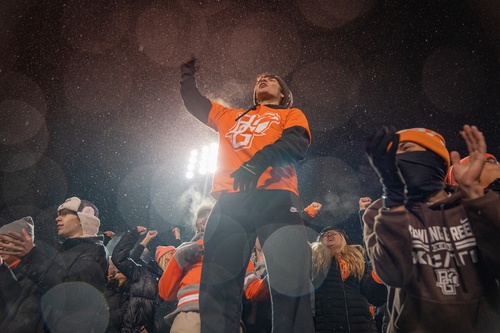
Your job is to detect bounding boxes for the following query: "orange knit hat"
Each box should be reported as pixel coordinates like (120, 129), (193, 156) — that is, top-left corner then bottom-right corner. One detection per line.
(397, 128), (450, 169)
(155, 245), (175, 263)
(445, 153), (497, 185)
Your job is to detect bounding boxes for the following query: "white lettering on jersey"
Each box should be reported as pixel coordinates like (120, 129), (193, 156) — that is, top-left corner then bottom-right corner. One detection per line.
(225, 112), (280, 150)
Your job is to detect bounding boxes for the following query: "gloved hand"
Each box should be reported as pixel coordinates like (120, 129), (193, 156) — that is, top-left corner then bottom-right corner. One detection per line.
(365, 126), (406, 209)
(180, 57), (199, 78)
(174, 242), (203, 269)
(230, 161), (268, 191)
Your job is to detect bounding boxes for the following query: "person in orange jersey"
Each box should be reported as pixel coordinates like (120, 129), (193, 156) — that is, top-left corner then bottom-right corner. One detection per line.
(179, 58), (314, 333)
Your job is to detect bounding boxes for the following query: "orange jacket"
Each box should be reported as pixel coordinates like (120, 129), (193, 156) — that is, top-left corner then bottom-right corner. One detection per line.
(158, 239), (269, 323)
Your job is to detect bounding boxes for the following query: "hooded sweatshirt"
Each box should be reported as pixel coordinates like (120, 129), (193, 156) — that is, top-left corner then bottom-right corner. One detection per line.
(362, 190), (500, 333)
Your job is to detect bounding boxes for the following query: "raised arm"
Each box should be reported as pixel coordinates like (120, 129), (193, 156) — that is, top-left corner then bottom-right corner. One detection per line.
(179, 58), (212, 124)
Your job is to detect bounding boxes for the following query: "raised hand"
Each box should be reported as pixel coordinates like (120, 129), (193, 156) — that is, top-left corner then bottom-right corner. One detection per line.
(180, 57), (199, 77)
(365, 126), (406, 208)
(450, 125), (486, 199)
(0, 228), (34, 258)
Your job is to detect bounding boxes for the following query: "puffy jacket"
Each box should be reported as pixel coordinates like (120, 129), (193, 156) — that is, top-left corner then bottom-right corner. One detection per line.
(112, 229), (163, 333)
(313, 258), (386, 333)
(0, 262), (45, 332)
(19, 236), (109, 333)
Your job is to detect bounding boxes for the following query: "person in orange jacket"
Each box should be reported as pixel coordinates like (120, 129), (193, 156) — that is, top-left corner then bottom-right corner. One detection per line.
(158, 207), (268, 333)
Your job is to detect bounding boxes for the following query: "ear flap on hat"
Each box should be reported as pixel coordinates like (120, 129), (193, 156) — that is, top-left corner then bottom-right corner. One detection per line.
(77, 203), (100, 237)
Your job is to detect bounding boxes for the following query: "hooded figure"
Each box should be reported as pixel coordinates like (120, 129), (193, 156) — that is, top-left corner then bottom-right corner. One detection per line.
(363, 125), (500, 333)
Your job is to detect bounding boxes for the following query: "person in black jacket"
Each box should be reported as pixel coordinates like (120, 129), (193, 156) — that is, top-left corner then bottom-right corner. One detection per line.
(105, 258), (131, 333)
(311, 227), (387, 333)
(112, 226), (165, 333)
(0, 216), (45, 333)
(0, 197), (109, 333)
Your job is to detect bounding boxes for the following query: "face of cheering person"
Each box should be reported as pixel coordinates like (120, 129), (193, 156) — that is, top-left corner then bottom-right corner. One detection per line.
(254, 75), (284, 105)
(321, 230), (345, 253)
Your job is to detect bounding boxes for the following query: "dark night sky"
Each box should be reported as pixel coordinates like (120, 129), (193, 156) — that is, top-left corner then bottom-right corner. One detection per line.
(1, 0), (499, 247)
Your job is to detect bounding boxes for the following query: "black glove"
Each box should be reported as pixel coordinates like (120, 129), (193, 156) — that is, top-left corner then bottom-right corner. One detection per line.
(180, 57), (199, 78)
(230, 160), (268, 191)
(365, 126), (406, 209)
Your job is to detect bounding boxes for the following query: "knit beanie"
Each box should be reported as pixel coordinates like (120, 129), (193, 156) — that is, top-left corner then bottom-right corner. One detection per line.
(253, 74), (293, 108)
(155, 245), (175, 263)
(317, 226), (350, 244)
(445, 153), (497, 185)
(57, 197), (100, 237)
(397, 128), (450, 169)
(0, 216), (34, 241)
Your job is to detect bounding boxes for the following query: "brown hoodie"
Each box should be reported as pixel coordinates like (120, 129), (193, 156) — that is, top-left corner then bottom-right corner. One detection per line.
(363, 190), (500, 333)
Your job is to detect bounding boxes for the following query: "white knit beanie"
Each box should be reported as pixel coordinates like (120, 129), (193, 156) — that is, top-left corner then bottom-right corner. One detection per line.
(58, 197), (100, 237)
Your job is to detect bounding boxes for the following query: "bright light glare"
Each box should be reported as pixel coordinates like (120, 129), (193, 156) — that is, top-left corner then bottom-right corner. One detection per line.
(186, 142), (219, 179)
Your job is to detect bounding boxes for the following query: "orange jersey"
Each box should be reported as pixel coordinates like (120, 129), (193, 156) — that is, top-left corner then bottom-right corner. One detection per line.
(207, 102), (311, 198)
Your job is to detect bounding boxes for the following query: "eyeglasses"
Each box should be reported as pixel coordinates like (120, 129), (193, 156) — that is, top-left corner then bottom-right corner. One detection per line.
(486, 157), (499, 165)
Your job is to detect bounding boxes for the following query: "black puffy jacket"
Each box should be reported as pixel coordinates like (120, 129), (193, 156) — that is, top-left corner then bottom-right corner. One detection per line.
(313, 258), (386, 333)
(112, 229), (163, 333)
(0, 262), (45, 332)
(19, 236), (109, 333)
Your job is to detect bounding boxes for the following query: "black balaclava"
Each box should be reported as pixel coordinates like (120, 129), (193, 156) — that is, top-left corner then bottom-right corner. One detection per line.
(396, 150), (447, 201)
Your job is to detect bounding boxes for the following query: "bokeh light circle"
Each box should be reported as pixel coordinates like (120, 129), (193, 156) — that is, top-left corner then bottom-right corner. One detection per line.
(261, 225), (313, 297)
(298, 157), (361, 222)
(1, 156), (67, 208)
(64, 52), (133, 114)
(422, 46), (490, 114)
(62, 0), (131, 53)
(292, 61), (361, 131)
(176, 0), (232, 16)
(136, 3), (208, 67)
(229, 12), (301, 78)
(296, 0), (376, 29)
(42, 281), (108, 333)
(0, 72), (47, 116)
(0, 99), (45, 145)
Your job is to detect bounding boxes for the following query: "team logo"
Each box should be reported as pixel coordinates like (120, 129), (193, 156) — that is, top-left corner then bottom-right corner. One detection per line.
(435, 268), (460, 295)
(226, 112), (280, 150)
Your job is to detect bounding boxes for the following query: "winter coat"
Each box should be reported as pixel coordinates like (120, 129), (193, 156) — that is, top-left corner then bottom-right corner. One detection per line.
(313, 258), (385, 333)
(0, 262), (45, 332)
(104, 278), (131, 333)
(363, 190), (500, 333)
(158, 238), (268, 326)
(112, 229), (164, 333)
(18, 236), (109, 333)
